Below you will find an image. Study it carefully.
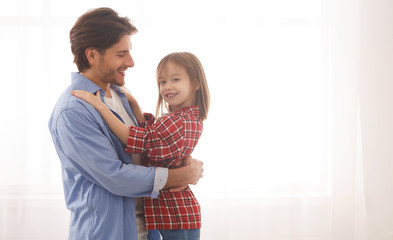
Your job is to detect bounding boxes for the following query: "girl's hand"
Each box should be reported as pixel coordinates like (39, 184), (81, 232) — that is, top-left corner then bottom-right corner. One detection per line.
(71, 90), (104, 109)
(120, 87), (137, 104)
(120, 87), (145, 121)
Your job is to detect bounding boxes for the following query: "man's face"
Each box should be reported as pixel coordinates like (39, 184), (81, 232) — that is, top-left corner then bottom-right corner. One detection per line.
(95, 34), (134, 87)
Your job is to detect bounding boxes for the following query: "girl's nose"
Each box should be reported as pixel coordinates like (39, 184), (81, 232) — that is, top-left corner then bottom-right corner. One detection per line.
(165, 82), (173, 90)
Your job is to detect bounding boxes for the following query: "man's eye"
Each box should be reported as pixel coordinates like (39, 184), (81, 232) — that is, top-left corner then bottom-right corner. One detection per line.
(173, 78), (180, 82)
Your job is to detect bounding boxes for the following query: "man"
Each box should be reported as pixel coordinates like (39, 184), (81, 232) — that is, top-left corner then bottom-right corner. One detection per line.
(48, 8), (203, 240)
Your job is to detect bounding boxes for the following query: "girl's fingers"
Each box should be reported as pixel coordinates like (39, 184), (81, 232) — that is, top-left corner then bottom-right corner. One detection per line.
(71, 90), (84, 94)
(71, 90), (103, 104)
(95, 90), (104, 103)
(71, 90), (89, 99)
(121, 87), (131, 94)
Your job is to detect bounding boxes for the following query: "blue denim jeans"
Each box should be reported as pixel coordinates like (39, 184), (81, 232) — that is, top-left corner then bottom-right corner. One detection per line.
(148, 229), (200, 240)
(147, 230), (162, 240)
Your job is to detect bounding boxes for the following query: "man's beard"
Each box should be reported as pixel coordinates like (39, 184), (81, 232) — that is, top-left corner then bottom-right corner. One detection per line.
(99, 65), (125, 87)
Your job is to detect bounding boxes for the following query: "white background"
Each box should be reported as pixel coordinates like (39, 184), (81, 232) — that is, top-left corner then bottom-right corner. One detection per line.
(1, 0), (393, 239)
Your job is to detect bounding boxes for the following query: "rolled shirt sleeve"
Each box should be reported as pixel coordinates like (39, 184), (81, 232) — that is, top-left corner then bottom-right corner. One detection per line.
(154, 167), (168, 191)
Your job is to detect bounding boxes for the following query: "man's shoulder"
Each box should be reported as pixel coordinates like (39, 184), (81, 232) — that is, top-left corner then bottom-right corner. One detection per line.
(50, 88), (97, 126)
(52, 87), (82, 114)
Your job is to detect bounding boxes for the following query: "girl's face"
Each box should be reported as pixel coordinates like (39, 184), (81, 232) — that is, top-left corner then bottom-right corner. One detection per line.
(158, 61), (196, 112)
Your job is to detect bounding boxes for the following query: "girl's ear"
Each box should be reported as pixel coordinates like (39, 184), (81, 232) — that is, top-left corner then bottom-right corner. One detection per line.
(195, 82), (200, 91)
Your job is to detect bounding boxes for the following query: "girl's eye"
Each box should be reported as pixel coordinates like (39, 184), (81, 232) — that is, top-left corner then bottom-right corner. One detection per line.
(159, 80), (166, 85)
(173, 78), (180, 82)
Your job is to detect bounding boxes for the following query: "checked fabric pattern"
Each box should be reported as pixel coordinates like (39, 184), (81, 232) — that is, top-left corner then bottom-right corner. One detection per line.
(125, 105), (202, 230)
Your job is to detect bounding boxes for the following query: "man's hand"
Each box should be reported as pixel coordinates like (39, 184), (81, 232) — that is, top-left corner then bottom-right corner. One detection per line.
(163, 156), (203, 192)
(182, 156), (204, 184)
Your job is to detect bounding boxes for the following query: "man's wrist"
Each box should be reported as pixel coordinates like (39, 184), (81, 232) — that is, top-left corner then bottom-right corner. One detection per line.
(164, 168), (184, 189)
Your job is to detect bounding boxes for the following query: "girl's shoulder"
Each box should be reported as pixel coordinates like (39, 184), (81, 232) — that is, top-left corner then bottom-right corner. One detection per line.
(157, 106), (201, 127)
(172, 105), (199, 119)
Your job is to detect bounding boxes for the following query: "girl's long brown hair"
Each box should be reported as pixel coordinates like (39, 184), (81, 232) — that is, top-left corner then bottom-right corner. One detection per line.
(155, 52), (210, 121)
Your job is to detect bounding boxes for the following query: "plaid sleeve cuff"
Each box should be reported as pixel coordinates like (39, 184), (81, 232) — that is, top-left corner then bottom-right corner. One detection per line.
(153, 167), (168, 196)
(144, 113), (155, 125)
(137, 113), (155, 128)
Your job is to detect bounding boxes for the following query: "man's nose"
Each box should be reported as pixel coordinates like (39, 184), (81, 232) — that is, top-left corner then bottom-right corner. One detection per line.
(125, 54), (134, 68)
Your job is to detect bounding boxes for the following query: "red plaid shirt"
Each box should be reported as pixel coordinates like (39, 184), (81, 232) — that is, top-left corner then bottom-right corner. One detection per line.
(125, 106), (202, 230)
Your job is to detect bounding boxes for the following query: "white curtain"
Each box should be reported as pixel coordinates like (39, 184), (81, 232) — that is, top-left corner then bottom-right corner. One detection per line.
(357, 0), (393, 238)
(1, 0), (393, 239)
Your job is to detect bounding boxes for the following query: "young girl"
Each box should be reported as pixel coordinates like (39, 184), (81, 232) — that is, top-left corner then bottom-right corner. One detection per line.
(72, 52), (210, 240)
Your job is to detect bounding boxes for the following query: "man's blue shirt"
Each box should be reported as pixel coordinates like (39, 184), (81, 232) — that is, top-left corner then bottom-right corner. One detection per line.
(48, 73), (165, 240)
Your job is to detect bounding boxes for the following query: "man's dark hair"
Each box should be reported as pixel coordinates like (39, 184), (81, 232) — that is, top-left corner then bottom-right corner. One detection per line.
(70, 8), (137, 72)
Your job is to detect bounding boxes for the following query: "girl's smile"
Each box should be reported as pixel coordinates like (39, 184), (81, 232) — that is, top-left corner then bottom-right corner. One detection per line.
(165, 93), (178, 98)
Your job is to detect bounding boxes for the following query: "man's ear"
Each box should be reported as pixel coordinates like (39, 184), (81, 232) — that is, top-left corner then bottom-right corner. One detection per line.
(85, 48), (97, 65)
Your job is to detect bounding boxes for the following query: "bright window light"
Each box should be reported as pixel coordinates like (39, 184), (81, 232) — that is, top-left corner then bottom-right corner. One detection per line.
(0, 0), (327, 197)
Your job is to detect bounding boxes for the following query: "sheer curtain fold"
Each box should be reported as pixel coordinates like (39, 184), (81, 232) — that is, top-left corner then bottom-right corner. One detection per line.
(330, 0), (363, 239)
(327, 0), (393, 239)
(357, 0), (393, 238)
(334, 0), (393, 238)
